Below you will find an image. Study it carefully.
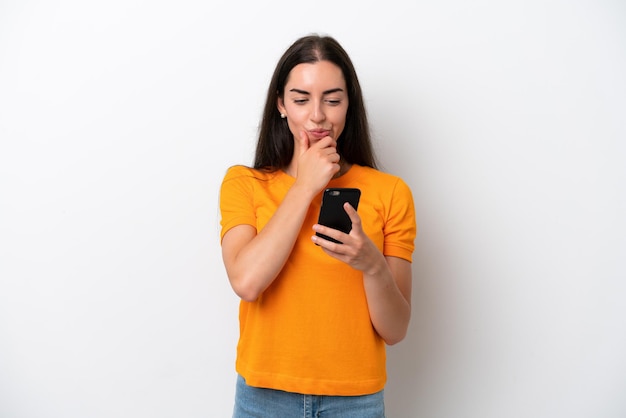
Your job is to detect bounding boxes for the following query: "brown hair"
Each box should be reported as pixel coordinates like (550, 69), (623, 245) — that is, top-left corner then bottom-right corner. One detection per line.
(253, 34), (377, 170)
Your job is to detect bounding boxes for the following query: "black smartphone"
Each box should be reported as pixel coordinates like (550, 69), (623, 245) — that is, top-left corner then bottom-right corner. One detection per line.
(316, 188), (361, 244)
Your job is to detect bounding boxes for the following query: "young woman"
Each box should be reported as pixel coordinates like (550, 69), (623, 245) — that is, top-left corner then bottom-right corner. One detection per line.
(220, 34), (417, 418)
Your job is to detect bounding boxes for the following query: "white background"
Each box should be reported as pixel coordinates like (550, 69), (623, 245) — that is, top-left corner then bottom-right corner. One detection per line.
(1, 1), (625, 417)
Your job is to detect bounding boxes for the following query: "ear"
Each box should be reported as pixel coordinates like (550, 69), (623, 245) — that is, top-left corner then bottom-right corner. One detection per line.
(277, 95), (287, 116)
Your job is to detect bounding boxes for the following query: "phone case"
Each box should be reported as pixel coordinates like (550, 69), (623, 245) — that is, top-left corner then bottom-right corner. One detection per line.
(316, 188), (361, 244)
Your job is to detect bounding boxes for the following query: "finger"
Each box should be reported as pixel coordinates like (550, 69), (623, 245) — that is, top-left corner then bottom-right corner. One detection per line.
(318, 138), (339, 161)
(343, 203), (362, 230)
(312, 223), (345, 244)
(324, 136), (337, 150)
(311, 135), (336, 150)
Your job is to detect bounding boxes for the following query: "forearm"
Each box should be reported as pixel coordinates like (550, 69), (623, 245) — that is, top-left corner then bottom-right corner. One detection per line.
(225, 184), (316, 301)
(362, 256), (412, 345)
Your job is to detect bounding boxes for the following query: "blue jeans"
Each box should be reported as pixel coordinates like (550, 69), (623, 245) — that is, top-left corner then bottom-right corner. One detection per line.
(233, 375), (385, 418)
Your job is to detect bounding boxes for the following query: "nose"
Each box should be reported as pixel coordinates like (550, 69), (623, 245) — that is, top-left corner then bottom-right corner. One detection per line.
(310, 101), (326, 123)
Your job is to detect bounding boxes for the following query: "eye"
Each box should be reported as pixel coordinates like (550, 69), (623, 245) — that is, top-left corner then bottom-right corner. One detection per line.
(326, 99), (342, 106)
(293, 98), (308, 104)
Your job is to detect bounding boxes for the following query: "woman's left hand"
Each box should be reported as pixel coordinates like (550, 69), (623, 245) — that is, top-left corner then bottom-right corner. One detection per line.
(311, 202), (384, 274)
(312, 202), (412, 345)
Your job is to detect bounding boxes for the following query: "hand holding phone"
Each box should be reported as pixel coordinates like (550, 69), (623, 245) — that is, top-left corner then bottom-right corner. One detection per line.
(316, 188), (361, 244)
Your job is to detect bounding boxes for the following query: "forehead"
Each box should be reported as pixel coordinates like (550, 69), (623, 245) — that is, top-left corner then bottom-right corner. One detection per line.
(285, 61), (346, 91)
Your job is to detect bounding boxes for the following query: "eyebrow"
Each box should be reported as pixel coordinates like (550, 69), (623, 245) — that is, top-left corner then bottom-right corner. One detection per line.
(289, 88), (345, 95)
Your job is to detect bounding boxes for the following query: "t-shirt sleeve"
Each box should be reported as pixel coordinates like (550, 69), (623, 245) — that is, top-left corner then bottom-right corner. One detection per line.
(219, 166), (257, 242)
(383, 178), (417, 262)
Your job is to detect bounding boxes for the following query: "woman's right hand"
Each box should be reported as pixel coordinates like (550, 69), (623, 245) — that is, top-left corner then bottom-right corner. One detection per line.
(294, 130), (341, 194)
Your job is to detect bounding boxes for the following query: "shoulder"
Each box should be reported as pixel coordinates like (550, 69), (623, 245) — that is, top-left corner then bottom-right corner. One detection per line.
(352, 165), (412, 193)
(222, 165), (277, 183)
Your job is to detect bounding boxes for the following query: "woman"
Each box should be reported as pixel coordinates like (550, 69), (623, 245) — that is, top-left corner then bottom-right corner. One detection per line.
(220, 34), (416, 417)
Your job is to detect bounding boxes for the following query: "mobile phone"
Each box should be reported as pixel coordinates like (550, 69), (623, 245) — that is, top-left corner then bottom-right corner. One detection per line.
(316, 188), (361, 244)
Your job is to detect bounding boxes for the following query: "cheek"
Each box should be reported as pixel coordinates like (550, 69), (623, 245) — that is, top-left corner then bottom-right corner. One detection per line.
(333, 114), (348, 139)
(332, 109), (348, 128)
(285, 116), (304, 137)
(284, 106), (306, 124)
(286, 110), (303, 124)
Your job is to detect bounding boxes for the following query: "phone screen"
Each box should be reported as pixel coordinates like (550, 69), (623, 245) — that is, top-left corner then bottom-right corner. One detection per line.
(316, 188), (361, 244)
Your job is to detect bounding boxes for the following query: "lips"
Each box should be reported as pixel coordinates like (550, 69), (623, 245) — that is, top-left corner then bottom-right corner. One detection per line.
(308, 129), (331, 140)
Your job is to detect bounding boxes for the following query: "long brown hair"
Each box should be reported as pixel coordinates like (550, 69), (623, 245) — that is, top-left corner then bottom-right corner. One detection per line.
(253, 34), (377, 171)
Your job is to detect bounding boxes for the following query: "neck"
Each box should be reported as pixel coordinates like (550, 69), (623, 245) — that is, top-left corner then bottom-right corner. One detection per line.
(333, 160), (351, 179)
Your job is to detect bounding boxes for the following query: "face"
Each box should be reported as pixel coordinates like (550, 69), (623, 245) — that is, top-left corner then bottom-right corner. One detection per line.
(277, 60), (349, 146)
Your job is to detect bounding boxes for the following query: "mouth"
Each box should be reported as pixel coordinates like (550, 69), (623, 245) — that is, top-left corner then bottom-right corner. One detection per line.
(308, 129), (331, 140)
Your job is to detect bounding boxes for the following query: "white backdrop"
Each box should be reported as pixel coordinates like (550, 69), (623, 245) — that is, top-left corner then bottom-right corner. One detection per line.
(1, 1), (625, 417)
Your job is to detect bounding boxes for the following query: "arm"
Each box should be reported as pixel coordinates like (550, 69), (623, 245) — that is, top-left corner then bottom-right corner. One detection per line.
(362, 255), (412, 345)
(311, 203), (412, 345)
(221, 184), (316, 302)
(222, 133), (341, 302)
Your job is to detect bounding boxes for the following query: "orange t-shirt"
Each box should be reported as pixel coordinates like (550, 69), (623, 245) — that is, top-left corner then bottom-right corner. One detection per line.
(219, 164), (416, 396)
